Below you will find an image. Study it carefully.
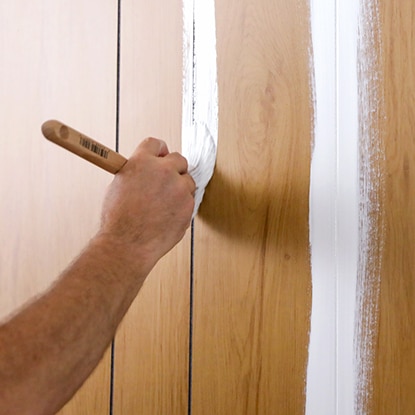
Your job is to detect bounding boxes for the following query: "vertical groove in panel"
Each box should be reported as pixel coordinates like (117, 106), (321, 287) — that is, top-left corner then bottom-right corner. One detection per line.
(188, 221), (195, 415)
(110, 2), (122, 413)
(109, 342), (115, 415)
(115, 0), (122, 153)
(113, 1), (190, 413)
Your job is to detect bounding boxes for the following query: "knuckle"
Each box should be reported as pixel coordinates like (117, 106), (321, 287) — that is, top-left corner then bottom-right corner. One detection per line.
(143, 136), (157, 144)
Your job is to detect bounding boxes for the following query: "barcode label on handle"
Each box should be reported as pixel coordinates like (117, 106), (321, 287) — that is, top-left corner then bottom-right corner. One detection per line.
(79, 136), (109, 159)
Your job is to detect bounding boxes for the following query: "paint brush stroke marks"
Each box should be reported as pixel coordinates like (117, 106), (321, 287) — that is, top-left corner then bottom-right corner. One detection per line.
(355, 0), (385, 413)
(182, 0), (218, 216)
(307, 0), (384, 414)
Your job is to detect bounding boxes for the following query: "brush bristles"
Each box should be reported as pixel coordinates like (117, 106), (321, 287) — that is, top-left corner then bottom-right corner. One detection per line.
(184, 122), (217, 217)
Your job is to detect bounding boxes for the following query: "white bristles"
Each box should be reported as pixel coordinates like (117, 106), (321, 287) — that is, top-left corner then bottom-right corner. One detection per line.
(184, 122), (217, 217)
(182, 0), (218, 217)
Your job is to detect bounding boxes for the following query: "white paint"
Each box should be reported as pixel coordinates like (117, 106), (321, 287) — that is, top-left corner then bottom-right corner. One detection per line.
(308, 0), (385, 413)
(307, 0), (359, 414)
(307, 0), (338, 412)
(181, 0), (384, 409)
(182, 0), (218, 216)
(336, 0), (360, 413)
(355, 1), (384, 412)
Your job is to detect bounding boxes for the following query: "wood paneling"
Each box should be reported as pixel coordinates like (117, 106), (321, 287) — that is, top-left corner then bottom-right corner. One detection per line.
(191, 1), (313, 414)
(112, 0), (190, 413)
(371, 1), (415, 413)
(11, 1), (415, 413)
(0, 2), (117, 413)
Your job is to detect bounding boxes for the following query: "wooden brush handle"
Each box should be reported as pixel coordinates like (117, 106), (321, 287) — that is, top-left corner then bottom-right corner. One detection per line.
(41, 120), (127, 174)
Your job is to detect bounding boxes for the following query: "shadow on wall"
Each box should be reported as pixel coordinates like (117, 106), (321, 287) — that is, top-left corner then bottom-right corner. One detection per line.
(197, 165), (311, 260)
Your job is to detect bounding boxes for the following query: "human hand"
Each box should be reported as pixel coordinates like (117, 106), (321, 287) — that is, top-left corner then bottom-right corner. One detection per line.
(98, 137), (195, 271)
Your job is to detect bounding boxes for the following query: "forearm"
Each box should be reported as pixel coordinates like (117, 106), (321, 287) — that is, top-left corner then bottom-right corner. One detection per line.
(0, 135), (195, 414)
(0, 234), (150, 415)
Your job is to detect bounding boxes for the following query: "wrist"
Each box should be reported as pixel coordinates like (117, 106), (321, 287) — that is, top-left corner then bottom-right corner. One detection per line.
(90, 231), (157, 278)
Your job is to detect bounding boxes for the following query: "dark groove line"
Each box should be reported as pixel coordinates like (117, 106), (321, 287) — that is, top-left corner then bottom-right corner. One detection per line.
(109, 0), (122, 414)
(188, 220), (195, 415)
(115, 0), (122, 154)
(191, 0), (196, 124)
(188, 3), (196, 414)
(109, 341), (116, 415)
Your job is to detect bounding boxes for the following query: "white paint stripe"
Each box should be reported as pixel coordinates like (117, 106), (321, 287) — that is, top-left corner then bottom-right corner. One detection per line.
(307, 0), (337, 413)
(182, 0), (218, 216)
(308, 0), (385, 413)
(337, 1), (359, 413)
(307, 0), (359, 413)
(355, 1), (384, 412)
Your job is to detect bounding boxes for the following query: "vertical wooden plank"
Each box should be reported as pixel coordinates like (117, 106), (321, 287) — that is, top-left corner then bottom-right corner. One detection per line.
(113, 1), (190, 413)
(369, 1), (415, 413)
(0, 2), (117, 413)
(192, 1), (312, 414)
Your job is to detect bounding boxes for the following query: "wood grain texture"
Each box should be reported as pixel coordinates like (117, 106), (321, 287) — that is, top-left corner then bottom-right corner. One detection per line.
(0, 2), (117, 413)
(370, 1), (415, 413)
(112, 0), (190, 413)
(191, 1), (312, 414)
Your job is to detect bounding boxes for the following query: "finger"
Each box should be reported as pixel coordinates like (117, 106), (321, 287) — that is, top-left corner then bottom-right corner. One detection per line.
(183, 173), (196, 195)
(166, 152), (189, 174)
(135, 137), (169, 157)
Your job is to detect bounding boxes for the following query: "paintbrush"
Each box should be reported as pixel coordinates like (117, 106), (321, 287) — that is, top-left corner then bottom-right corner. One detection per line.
(181, 0), (218, 215)
(41, 120), (127, 174)
(41, 119), (215, 216)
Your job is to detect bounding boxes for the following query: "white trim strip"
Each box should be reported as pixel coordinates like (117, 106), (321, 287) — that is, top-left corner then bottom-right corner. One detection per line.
(307, 0), (359, 413)
(307, 0), (337, 412)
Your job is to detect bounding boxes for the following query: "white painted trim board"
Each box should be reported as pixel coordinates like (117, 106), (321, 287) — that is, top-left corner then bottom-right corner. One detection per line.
(307, 0), (359, 414)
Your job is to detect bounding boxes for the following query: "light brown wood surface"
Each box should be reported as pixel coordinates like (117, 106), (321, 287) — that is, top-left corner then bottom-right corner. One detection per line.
(191, 1), (313, 414)
(11, 1), (415, 414)
(0, 2), (117, 413)
(112, 0), (190, 413)
(370, 1), (415, 413)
